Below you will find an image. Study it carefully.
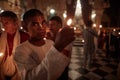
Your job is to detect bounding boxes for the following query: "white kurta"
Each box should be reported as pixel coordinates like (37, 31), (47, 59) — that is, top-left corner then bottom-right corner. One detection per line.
(14, 40), (69, 80)
(83, 27), (98, 54)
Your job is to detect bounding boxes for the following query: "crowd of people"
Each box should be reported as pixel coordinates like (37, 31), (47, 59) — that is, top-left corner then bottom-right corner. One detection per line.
(0, 8), (120, 80)
(0, 11), (29, 80)
(97, 29), (120, 59)
(0, 9), (75, 80)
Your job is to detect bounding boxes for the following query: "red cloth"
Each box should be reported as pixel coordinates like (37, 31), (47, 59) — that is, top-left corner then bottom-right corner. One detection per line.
(19, 31), (30, 43)
(7, 33), (15, 56)
(0, 31), (29, 56)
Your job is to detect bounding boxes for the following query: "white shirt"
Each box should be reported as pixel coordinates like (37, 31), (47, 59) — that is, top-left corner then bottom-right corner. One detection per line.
(14, 40), (69, 80)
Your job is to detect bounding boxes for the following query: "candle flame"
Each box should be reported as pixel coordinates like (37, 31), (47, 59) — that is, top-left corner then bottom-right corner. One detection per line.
(67, 19), (72, 26)
(0, 52), (3, 57)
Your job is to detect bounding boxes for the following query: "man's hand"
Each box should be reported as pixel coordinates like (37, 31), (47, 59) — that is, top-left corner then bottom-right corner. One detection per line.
(54, 27), (75, 52)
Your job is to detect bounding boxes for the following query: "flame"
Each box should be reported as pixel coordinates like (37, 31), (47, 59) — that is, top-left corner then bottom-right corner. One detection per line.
(0, 52), (3, 57)
(67, 19), (72, 26)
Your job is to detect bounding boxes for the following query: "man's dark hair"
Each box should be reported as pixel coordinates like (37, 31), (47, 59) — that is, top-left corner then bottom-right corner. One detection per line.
(49, 16), (62, 27)
(0, 11), (18, 21)
(23, 9), (43, 21)
(86, 20), (93, 27)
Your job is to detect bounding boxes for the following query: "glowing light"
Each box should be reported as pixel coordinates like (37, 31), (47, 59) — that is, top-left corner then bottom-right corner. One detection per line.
(91, 13), (96, 19)
(0, 10), (4, 13)
(0, 52), (3, 57)
(113, 29), (116, 31)
(99, 25), (102, 28)
(75, 0), (82, 17)
(63, 11), (67, 19)
(63, 13), (67, 18)
(82, 40), (84, 43)
(118, 32), (120, 35)
(91, 10), (96, 20)
(50, 9), (55, 14)
(93, 24), (96, 27)
(1, 28), (5, 31)
(43, 37), (47, 40)
(74, 27), (76, 30)
(20, 27), (23, 29)
(67, 19), (72, 26)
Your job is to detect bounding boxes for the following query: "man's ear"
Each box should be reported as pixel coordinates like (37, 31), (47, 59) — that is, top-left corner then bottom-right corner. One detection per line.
(15, 20), (19, 27)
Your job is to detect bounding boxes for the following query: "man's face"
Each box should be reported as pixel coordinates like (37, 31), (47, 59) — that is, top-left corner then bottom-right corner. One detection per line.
(1, 17), (18, 34)
(48, 20), (61, 35)
(27, 16), (46, 40)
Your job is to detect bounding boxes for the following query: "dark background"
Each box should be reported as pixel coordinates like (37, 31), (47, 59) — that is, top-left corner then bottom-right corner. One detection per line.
(104, 0), (120, 27)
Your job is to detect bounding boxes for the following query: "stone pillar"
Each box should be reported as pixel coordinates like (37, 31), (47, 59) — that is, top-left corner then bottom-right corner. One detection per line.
(95, 0), (102, 30)
(66, 0), (76, 21)
(93, 0), (108, 30)
(80, 0), (92, 25)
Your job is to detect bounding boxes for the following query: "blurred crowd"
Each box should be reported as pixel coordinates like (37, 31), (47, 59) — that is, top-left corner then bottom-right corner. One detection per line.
(97, 29), (120, 59)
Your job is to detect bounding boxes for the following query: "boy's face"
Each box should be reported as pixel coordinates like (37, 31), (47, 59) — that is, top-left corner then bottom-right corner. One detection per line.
(48, 20), (61, 35)
(1, 17), (18, 34)
(27, 16), (46, 40)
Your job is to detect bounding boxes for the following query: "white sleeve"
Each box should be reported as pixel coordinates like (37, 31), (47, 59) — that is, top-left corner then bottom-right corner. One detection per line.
(14, 46), (69, 80)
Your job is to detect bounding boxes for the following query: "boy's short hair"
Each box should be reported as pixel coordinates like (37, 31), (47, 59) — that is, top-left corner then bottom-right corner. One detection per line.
(23, 9), (43, 22)
(86, 20), (93, 27)
(49, 16), (62, 27)
(0, 11), (18, 21)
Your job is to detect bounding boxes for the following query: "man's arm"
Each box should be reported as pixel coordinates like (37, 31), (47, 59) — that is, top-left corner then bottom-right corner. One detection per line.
(14, 46), (69, 80)
(14, 27), (75, 80)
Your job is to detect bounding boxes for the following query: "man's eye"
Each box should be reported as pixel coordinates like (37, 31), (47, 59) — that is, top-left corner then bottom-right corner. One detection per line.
(32, 22), (38, 26)
(31, 22), (43, 28)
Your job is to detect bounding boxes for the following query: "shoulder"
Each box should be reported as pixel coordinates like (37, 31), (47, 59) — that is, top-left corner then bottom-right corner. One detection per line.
(19, 30), (30, 43)
(44, 39), (54, 48)
(16, 41), (29, 50)
(45, 39), (54, 44)
(15, 41), (32, 55)
(14, 41), (32, 64)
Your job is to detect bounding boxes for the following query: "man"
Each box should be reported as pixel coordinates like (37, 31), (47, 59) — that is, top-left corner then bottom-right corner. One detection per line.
(47, 16), (63, 41)
(14, 9), (75, 80)
(83, 20), (98, 68)
(0, 11), (29, 80)
(48, 16), (73, 79)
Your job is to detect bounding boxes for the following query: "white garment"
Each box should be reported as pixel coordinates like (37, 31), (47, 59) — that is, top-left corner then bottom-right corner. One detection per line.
(0, 30), (20, 76)
(14, 40), (69, 80)
(83, 27), (98, 55)
(83, 27), (98, 66)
